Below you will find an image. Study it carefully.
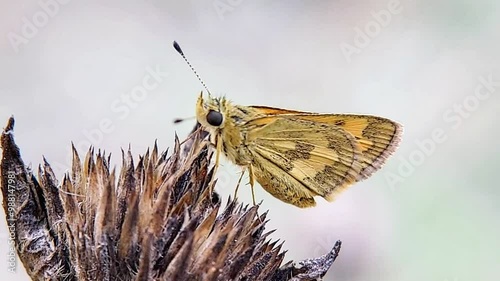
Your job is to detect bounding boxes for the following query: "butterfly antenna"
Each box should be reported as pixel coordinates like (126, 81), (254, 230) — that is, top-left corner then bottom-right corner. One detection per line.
(173, 116), (196, 124)
(173, 41), (212, 96)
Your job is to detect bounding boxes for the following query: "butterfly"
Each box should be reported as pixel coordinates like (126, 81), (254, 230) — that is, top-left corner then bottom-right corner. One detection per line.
(172, 41), (402, 208)
(195, 93), (402, 208)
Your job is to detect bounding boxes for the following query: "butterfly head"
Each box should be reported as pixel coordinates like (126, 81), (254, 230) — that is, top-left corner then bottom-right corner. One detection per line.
(196, 92), (227, 130)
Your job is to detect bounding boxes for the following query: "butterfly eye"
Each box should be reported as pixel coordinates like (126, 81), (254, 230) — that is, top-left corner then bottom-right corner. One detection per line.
(206, 110), (223, 126)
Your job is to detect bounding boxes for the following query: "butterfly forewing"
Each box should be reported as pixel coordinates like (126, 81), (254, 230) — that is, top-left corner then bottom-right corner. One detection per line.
(246, 109), (402, 179)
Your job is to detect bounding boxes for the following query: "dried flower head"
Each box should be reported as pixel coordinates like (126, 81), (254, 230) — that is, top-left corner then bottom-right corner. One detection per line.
(1, 117), (341, 281)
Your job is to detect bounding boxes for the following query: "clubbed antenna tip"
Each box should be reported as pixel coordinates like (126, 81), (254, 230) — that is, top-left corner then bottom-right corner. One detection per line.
(173, 41), (183, 55)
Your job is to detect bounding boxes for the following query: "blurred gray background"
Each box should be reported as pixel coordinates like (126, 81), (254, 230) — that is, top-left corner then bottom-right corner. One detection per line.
(1, 0), (499, 280)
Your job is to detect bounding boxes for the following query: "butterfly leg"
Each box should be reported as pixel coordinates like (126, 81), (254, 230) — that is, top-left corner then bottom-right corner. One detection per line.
(248, 164), (257, 206)
(207, 135), (222, 196)
(198, 135), (220, 196)
(233, 168), (245, 200)
(215, 134), (222, 169)
(248, 164), (264, 223)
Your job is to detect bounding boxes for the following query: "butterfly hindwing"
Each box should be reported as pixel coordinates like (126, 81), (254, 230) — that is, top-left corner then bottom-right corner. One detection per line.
(245, 118), (364, 207)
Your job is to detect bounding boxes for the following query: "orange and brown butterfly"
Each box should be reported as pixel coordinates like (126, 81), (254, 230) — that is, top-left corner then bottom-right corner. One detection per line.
(173, 41), (403, 208)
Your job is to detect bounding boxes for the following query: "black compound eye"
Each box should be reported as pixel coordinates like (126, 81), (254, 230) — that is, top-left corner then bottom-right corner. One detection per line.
(206, 110), (223, 126)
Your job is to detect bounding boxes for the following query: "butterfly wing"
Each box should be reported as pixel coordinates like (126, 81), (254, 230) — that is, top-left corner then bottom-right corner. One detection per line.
(248, 107), (403, 180)
(245, 117), (364, 207)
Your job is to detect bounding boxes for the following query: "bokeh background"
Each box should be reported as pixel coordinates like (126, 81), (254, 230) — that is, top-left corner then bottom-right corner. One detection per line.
(1, 0), (499, 280)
